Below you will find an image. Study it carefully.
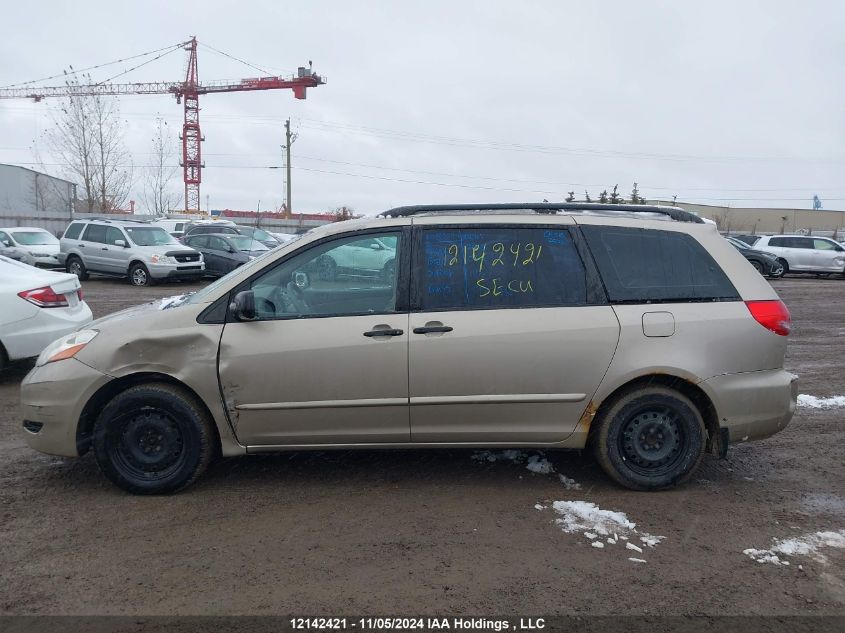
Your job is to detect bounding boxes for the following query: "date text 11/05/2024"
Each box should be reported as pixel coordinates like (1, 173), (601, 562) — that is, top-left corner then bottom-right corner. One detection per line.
(290, 617), (546, 630)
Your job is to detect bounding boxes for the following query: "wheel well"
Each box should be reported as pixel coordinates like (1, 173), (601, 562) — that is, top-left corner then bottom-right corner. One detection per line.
(588, 374), (721, 455)
(128, 260), (146, 271)
(777, 257), (789, 272)
(76, 372), (221, 457)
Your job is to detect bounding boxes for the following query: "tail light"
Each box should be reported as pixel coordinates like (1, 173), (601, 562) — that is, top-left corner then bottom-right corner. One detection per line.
(17, 286), (69, 308)
(77, 289), (84, 301)
(745, 300), (791, 336)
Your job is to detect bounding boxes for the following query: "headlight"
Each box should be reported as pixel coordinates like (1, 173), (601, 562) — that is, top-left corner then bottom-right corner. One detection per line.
(150, 254), (178, 265)
(36, 330), (98, 366)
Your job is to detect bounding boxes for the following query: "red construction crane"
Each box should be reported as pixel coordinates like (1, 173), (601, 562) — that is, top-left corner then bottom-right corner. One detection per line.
(0, 37), (324, 212)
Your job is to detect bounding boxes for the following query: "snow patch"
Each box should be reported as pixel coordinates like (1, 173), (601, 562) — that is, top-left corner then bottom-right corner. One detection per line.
(628, 558), (647, 564)
(626, 542), (643, 553)
(744, 530), (845, 565)
(472, 450), (581, 489)
(797, 394), (845, 409)
(591, 541), (605, 549)
(158, 294), (189, 310)
(541, 500), (665, 553)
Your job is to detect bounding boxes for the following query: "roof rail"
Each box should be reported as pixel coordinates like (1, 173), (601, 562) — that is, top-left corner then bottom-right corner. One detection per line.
(80, 216), (151, 224)
(378, 202), (704, 224)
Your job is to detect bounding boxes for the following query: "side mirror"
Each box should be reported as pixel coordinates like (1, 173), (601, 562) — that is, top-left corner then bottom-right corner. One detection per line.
(369, 243), (383, 250)
(115, 239), (127, 248)
(293, 271), (310, 289)
(229, 290), (256, 321)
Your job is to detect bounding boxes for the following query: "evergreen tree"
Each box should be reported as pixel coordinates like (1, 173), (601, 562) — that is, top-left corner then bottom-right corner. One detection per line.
(610, 185), (620, 204)
(630, 182), (641, 205)
(565, 191), (575, 202)
(584, 190), (592, 203)
(599, 190), (608, 204)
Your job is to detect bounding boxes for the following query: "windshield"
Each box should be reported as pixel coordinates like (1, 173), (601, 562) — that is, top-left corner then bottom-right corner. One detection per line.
(229, 235), (269, 251)
(10, 231), (59, 245)
(125, 226), (180, 246)
(239, 227), (274, 241)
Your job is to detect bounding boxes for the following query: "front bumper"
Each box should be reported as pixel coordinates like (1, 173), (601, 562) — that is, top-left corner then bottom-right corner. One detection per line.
(148, 262), (205, 280)
(21, 358), (112, 457)
(702, 369), (798, 443)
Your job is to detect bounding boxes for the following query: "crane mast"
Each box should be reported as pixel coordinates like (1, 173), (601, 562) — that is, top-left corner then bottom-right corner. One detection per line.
(0, 37), (324, 212)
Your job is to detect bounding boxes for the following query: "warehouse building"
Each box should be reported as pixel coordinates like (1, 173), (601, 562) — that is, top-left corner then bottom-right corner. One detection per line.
(0, 164), (75, 236)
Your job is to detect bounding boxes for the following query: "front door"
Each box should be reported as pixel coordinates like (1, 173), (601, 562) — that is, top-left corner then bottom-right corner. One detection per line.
(217, 228), (410, 446)
(408, 223), (619, 443)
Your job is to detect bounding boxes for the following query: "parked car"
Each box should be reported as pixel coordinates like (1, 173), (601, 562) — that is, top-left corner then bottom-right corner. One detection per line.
(60, 218), (205, 286)
(180, 223), (240, 243)
(0, 255), (92, 370)
(151, 219), (189, 239)
(21, 203), (797, 494)
(0, 227), (61, 268)
(725, 237), (784, 277)
(269, 231), (298, 243)
(183, 233), (269, 277)
(313, 235), (396, 281)
(732, 234), (762, 247)
(751, 235), (845, 276)
(234, 225), (282, 249)
(0, 244), (36, 266)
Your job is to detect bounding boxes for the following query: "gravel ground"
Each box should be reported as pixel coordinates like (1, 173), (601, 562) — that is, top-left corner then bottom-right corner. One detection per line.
(1, 276), (843, 616)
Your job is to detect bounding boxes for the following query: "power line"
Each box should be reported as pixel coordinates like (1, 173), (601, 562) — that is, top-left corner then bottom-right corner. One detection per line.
(0, 42), (185, 89)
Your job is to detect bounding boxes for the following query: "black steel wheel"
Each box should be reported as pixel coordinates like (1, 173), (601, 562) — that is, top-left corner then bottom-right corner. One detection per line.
(592, 386), (705, 491)
(93, 383), (217, 494)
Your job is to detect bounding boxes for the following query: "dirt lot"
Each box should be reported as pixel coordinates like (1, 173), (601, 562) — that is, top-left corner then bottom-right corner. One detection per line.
(1, 276), (843, 616)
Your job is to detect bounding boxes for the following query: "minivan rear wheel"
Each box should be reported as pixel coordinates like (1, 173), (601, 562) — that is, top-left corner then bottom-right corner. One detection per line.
(93, 383), (216, 494)
(592, 386), (705, 491)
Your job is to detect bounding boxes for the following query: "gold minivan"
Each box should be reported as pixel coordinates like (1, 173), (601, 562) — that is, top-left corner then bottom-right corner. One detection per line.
(21, 204), (798, 494)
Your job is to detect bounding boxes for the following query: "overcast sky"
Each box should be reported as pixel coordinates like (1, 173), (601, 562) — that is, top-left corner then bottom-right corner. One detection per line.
(1, 0), (843, 215)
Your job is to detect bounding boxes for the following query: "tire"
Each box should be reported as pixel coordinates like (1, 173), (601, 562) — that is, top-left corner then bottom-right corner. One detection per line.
(750, 260), (764, 274)
(591, 386), (706, 491)
(318, 255), (337, 281)
(769, 263), (785, 278)
(777, 258), (789, 275)
(93, 383), (217, 494)
(66, 256), (89, 281)
(129, 262), (153, 286)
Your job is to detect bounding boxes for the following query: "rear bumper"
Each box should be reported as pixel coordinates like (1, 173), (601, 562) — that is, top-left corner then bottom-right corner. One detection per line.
(702, 369), (798, 443)
(2, 303), (93, 361)
(21, 358), (112, 457)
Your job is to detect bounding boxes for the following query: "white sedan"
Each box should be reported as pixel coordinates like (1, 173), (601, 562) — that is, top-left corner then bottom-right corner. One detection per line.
(0, 256), (93, 370)
(0, 226), (61, 268)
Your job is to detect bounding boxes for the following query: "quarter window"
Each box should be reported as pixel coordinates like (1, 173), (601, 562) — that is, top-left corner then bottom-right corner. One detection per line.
(63, 223), (83, 240)
(247, 231), (402, 319)
(813, 239), (839, 251)
(419, 227), (587, 311)
(581, 226), (739, 303)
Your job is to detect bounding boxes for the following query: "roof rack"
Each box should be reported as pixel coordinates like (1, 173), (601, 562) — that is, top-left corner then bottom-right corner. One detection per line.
(80, 217), (152, 224)
(378, 202), (704, 224)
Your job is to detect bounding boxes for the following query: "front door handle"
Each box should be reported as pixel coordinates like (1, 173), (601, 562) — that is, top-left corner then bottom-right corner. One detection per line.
(413, 325), (453, 334)
(363, 328), (404, 337)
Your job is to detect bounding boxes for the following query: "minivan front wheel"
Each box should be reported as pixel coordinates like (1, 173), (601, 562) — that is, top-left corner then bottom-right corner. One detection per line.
(592, 386), (705, 491)
(93, 383), (216, 494)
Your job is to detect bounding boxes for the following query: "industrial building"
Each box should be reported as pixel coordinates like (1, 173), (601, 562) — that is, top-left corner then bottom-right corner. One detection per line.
(0, 164), (75, 236)
(648, 199), (845, 236)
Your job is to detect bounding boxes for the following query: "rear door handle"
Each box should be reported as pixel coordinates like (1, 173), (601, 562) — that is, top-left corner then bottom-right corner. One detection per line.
(413, 325), (453, 334)
(363, 328), (404, 337)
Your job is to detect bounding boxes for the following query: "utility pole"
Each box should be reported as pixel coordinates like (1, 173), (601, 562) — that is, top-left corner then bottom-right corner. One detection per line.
(284, 118), (292, 219)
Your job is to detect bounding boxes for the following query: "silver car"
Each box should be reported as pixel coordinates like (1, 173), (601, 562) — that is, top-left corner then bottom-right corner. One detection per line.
(60, 219), (205, 286)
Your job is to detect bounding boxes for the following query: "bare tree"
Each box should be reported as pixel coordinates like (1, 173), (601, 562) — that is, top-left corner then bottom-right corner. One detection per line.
(45, 71), (133, 212)
(141, 117), (180, 215)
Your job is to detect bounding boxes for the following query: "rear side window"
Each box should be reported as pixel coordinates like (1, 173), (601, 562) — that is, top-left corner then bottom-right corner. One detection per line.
(581, 226), (739, 303)
(419, 226), (587, 310)
(63, 223), (84, 240)
(82, 224), (107, 244)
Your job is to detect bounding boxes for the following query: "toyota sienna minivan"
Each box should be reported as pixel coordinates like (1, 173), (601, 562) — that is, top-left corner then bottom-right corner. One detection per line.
(21, 203), (798, 494)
